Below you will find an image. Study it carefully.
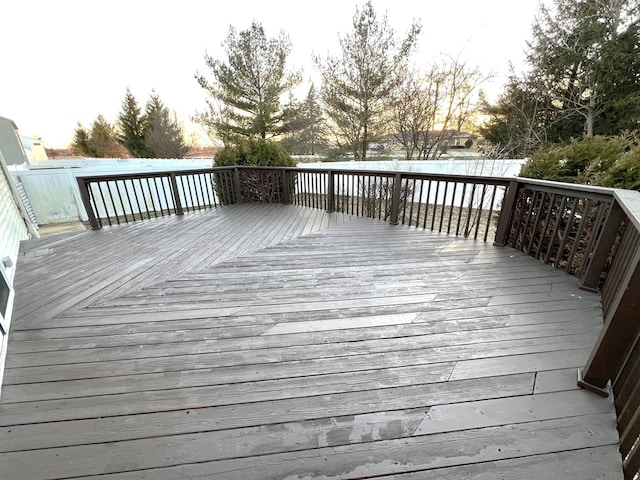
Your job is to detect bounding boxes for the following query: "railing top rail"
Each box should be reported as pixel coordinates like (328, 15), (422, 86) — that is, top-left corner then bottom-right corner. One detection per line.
(519, 177), (616, 196)
(614, 189), (640, 232)
(76, 167), (234, 182)
(291, 166), (516, 185)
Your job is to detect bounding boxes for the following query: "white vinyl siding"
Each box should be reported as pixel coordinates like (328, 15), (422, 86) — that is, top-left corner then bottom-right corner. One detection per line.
(0, 164), (28, 395)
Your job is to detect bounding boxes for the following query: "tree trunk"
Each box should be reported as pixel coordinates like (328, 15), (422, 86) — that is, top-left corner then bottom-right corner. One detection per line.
(586, 94), (595, 137)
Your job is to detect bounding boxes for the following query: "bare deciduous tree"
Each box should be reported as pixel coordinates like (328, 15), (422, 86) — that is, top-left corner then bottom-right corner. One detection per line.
(391, 57), (491, 160)
(315, 1), (421, 160)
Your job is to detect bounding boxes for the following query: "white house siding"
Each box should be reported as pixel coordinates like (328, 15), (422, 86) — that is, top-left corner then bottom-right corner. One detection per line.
(0, 159), (29, 395)
(0, 165), (27, 279)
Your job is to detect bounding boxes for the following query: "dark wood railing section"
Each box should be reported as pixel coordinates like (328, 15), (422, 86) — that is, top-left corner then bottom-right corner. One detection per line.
(77, 165), (640, 479)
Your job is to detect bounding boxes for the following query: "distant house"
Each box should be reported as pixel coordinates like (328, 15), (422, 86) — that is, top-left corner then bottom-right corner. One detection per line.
(20, 135), (48, 161)
(187, 146), (219, 159)
(0, 116), (31, 166)
(431, 130), (479, 149)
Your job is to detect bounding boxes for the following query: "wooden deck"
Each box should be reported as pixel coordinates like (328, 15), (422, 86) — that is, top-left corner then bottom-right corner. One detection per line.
(0, 204), (624, 479)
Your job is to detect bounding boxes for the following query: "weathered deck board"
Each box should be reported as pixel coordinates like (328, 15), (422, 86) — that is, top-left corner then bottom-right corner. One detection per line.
(0, 204), (623, 479)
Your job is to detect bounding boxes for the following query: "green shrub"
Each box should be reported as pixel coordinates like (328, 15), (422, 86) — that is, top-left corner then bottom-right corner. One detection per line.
(519, 134), (638, 188)
(213, 139), (297, 204)
(214, 138), (296, 167)
(601, 149), (640, 190)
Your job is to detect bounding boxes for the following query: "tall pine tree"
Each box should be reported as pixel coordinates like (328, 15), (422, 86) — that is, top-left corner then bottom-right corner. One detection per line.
(117, 88), (148, 157)
(195, 21), (300, 143)
(484, 0), (640, 155)
(315, 1), (421, 160)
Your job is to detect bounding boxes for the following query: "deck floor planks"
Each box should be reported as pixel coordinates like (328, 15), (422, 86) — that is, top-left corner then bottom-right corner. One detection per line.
(0, 204), (623, 479)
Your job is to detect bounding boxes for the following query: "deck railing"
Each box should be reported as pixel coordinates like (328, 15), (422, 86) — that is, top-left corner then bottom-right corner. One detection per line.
(77, 165), (640, 478)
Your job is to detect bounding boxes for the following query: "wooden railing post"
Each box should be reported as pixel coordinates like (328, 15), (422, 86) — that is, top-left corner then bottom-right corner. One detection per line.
(233, 167), (243, 204)
(493, 180), (520, 247)
(169, 173), (184, 215)
(389, 173), (402, 225)
(326, 170), (335, 213)
(580, 200), (625, 292)
(578, 247), (640, 396)
(76, 178), (101, 230)
(281, 169), (291, 204)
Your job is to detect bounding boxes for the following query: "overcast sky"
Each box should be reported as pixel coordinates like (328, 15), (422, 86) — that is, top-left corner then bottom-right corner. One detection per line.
(1, 0), (542, 148)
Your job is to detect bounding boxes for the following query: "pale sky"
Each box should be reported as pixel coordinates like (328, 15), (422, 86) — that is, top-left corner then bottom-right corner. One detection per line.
(1, 0), (542, 148)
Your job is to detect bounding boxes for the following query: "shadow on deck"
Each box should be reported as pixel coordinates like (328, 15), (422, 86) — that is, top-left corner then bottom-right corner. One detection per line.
(0, 204), (623, 479)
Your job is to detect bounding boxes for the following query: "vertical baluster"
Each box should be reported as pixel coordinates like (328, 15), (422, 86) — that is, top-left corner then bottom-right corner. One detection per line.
(130, 178), (145, 220)
(555, 197), (579, 269)
(105, 181), (120, 225)
(534, 193), (557, 259)
(357, 174), (363, 217)
(310, 172), (315, 209)
(544, 196), (567, 265)
(447, 182), (458, 235)
(186, 175), (197, 210)
(473, 184), (488, 240)
(350, 173), (355, 214)
(344, 173), (349, 213)
(344, 172), (348, 213)
(406, 178), (417, 226)
(179, 175), (190, 212)
(96, 180), (111, 227)
(96, 182), (111, 226)
(151, 176), (164, 217)
(576, 201), (607, 278)
(145, 178), (158, 218)
(366, 175), (372, 218)
(310, 172), (315, 208)
(402, 177), (409, 225)
(352, 174), (357, 216)
(197, 174), (209, 208)
(377, 176), (384, 220)
(139, 178), (152, 220)
(386, 175), (393, 221)
(565, 199), (592, 274)
(342, 173), (347, 213)
(484, 185), (499, 242)
(85, 183), (102, 228)
(439, 181), (449, 232)
(138, 178), (151, 220)
(463, 183), (478, 238)
(423, 180), (432, 230)
(524, 192), (544, 253)
(117, 180), (133, 222)
(430, 181), (440, 231)
(193, 174), (204, 210)
(159, 176), (172, 214)
(336, 173), (341, 212)
(517, 190), (538, 250)
(305, 172), (310, 208)
(415, 179), (424, 228)
(455, 183), (467, 236)
(508, 189), (528, 247)
(203, 173), (214, 207)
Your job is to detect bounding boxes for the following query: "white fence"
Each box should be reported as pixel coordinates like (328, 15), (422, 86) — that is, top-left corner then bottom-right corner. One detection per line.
(11, 158), (525, 226)
(10, 158), (213, 225)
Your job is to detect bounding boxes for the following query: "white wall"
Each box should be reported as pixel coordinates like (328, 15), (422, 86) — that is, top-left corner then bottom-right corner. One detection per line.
(10, 158), (213, 225)
(299, 158), (526, 177)
(0, 164), (28, 282)
(0, 156), (29, 397)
